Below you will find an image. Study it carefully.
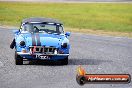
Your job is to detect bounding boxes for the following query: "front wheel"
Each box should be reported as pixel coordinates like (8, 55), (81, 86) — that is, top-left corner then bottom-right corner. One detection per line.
(61, 57), (68, 65)
(15, 51), (23, 65)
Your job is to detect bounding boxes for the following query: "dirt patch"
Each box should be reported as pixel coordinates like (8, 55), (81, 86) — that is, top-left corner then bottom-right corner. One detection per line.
(0, 25), (131, 38)
(65, 28), (132, 38)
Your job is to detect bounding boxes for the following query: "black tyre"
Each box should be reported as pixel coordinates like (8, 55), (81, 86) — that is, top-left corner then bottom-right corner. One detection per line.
(61, 57), (68, 65)
(15, 51), (23, 65)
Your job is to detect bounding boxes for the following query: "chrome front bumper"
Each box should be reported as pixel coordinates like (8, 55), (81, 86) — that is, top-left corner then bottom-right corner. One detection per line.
(17, 52), (69, 56)
(17, 52), (69, 60)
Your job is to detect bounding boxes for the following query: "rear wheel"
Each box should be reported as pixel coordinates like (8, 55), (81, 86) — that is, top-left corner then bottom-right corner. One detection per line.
(15, 51), (23, 65)
(61, 57), (68, 65)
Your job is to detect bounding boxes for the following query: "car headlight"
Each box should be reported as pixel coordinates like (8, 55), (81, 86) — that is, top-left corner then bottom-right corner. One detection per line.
(61, 43), (67, 48)
(20, 41), (25, 46)
(54, 49), (58, 54)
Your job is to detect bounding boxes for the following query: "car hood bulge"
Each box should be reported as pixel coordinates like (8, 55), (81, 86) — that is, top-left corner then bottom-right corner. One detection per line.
(21, 33), (65, 48)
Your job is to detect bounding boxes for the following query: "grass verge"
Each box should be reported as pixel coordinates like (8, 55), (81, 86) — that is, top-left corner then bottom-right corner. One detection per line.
(0, 2), (132, 37)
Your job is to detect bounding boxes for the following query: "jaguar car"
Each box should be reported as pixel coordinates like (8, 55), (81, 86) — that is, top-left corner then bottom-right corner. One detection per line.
(10, 17), (70, 65)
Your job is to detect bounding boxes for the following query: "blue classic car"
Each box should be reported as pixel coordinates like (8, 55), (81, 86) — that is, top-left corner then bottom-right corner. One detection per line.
(10, 17), (70, 65)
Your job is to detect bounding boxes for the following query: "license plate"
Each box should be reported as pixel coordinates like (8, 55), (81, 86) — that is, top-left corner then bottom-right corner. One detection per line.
(36, 54), (50, 60)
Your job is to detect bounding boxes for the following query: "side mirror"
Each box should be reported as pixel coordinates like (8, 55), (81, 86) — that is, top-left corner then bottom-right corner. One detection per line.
(13, 30), (19, 34)
(65, 32), (71, 36)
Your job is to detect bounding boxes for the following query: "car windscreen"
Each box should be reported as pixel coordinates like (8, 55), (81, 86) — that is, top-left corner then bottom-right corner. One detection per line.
(21, 23), (64, 34)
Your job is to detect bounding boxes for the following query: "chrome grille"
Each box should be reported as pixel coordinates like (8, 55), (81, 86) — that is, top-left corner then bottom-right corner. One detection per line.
(29, 46), (56, 54)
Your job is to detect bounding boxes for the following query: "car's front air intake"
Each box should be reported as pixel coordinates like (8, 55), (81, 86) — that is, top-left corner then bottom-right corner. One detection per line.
(29, 46), (56, 54)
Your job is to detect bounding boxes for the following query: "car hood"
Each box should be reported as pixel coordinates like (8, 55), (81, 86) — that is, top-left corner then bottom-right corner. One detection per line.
(20, 33), (65, 48)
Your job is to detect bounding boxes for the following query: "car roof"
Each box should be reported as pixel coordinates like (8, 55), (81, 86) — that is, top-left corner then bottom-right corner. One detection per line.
(22, 17), (63, 24)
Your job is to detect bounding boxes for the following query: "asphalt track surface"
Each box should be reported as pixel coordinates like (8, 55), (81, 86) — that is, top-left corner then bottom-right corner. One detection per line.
(0, 27), (132, 88)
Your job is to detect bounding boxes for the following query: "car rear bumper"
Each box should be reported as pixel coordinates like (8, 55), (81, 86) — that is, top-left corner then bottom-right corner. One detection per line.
(17, 52), (69, 60)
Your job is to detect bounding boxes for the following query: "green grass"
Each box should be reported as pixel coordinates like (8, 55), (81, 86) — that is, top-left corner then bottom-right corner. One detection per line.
(0, 2), (132, 32)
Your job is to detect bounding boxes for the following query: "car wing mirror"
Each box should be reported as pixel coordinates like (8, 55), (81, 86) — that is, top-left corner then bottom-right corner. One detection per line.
(65, 32), (71, 37)
(13, 29), (20, 34)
